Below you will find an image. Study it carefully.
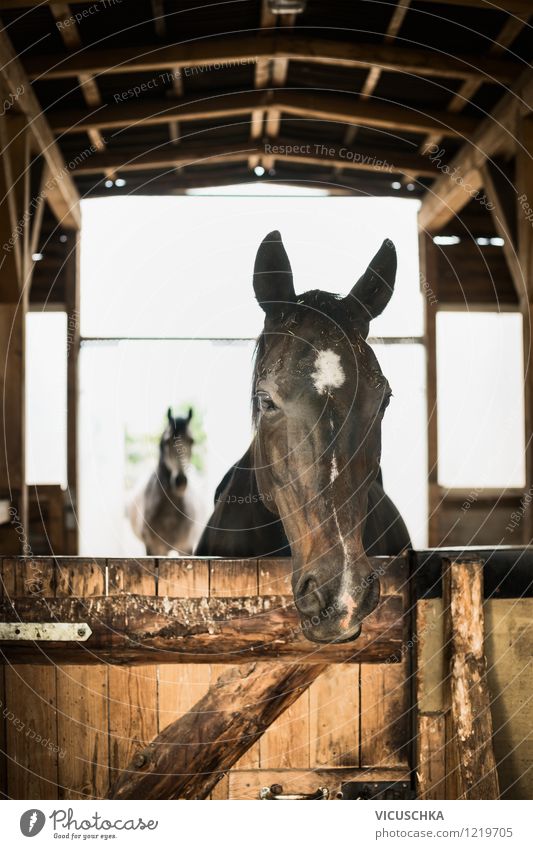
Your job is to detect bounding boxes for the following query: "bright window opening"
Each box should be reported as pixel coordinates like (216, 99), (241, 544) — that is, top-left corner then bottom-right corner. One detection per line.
(437, 312), (525, 489)
(79, 193), (427, 554)
(25, 312), (68, 487)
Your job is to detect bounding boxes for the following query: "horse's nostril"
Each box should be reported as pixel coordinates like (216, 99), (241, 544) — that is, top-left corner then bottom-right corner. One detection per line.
(295, 576), (324, 617)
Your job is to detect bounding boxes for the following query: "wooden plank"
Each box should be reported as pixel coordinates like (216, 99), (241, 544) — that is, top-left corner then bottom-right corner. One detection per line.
(111, 660), (327, 800)
(417, 713), (446, 799)
(485, 598), (533, 800)
(258, 560), (309, 769)
(107, 559), (158, 790)
(56, 559), (108, 799)
(3, 558), (59, 798)
(309, 664), (359, 767)
(416, 599), (445, 713)
(228, 767), (410, 800)
(210, 559), (259, 770)
(25, 32), (520, 83)
(443, 557), (500, 799)
(156, 559), (213, 786)
(360, 557), (410, 769)
(0, 592), (404, 665)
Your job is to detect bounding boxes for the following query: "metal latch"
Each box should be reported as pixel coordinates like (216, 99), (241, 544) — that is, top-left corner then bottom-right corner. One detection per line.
(0, 623), (92, 641)
(260, 784), (329, 800)
(339, 781), (415, 800)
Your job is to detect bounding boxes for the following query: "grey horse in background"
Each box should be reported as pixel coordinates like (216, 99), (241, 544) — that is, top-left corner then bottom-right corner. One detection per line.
(129, 408), (202, 555)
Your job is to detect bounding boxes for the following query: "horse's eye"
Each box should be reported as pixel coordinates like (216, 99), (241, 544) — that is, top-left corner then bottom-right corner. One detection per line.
(256, 391), (277, 414)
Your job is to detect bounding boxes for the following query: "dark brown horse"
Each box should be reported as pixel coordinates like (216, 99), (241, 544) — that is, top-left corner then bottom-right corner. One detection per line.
(197, 232), (410, 642)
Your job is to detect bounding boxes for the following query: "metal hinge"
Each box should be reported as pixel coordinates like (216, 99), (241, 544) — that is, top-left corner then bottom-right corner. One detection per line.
(0, 623), (92, 641)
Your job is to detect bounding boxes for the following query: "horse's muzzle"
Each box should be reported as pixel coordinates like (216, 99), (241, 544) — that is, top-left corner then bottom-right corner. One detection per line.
(294, 568), (380, 643)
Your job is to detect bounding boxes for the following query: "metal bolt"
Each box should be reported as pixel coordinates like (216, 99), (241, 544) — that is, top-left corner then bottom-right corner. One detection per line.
(77, 628), (85, 637)
(133, 752), (147, 768)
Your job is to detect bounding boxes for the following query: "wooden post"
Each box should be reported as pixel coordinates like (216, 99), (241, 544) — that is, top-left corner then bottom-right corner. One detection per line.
(442, 558), (500, 800)
(65, 232), (80, 554)
(517, 116), (533, 544)
(419, 231), (440, 546)
(110, 661), (328, 800)
(0, 116), (30, 553)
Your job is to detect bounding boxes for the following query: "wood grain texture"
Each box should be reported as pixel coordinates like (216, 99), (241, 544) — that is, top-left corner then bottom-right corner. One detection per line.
(417, 713), (446, 800)
(360, 557), (410, 768)
(56, 559), (108, 799)
(443, 558), (500, 800)
(258, 560), (309, 769)
(210, 559), (259, 771)
(485, 598), (533, 800)
(111, 660), (327, 800)
(228, 767), (410, 800)
(107, 560), (158, 791)
(0, 593), (403, 665)
(3, 558), (59, 798)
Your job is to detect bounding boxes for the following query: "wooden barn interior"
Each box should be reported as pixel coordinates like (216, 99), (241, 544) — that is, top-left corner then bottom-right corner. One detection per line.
(0, 0), (531, 802)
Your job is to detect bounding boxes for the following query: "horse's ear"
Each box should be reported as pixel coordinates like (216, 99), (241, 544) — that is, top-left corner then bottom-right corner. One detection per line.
(187, 407), (193, 423)
(345, 239), (396, 333)
(253, 231), (295, 317)
(167, 407), (173, 423)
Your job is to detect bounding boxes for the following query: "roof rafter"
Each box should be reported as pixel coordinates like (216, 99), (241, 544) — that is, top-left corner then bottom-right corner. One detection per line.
(71, 138), (437, 177)
(24, 33), (520, 83)
(48, 89), (480, 138)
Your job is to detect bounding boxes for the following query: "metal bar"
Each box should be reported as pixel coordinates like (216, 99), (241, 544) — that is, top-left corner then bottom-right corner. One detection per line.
(0, 622), (92, 641)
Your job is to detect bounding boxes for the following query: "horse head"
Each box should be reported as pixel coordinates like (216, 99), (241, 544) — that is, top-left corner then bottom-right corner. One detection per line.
(252, 231), (396, 642)
(161, 407), (194, 492)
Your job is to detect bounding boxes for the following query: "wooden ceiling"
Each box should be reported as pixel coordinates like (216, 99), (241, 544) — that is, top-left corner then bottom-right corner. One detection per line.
(0, 0), (531, 205)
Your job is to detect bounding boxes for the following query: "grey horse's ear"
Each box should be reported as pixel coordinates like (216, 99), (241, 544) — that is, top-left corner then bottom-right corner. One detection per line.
(345, 239), (397, 333)
(253, 231), (296, 317)
(167, 407), (173, 423)
(187, 408), (193, 422)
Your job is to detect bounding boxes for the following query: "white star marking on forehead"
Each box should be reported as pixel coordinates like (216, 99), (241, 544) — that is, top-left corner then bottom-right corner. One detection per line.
(311, 349), (346, 395)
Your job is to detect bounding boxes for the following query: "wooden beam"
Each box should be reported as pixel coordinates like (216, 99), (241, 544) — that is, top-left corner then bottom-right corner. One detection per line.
(2, 0), (530, 10)
(480, 159), (522, 294)
(415, 0), (532, 17)
(110, 660), (327, 799)
(418, 10), (530, 169)
(24, 33), (520, 83)
(50, 2), (106, 154)
(0, 593), (403, 664)
(442, 558), (500, 800)
(49, 89), (480, 139)
(71, 138), (437, 177)
(0, 24), (80, 229)
(418, 68), (533, 232)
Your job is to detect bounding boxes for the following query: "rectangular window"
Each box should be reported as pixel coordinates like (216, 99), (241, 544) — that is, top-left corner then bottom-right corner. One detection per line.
(25, 312), (67, 487)
(436, 312), (525, 489)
